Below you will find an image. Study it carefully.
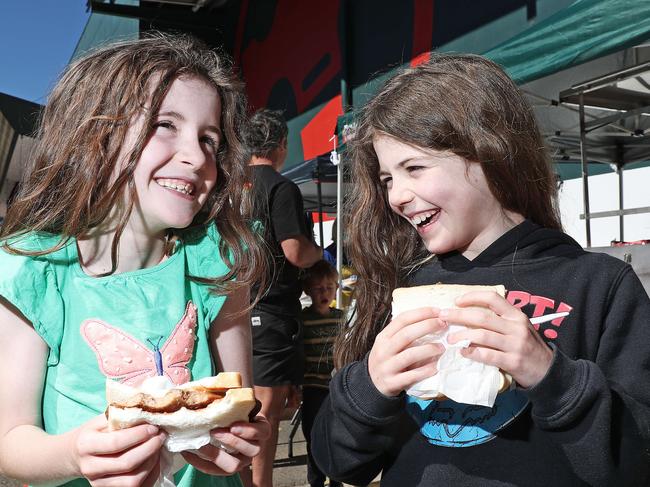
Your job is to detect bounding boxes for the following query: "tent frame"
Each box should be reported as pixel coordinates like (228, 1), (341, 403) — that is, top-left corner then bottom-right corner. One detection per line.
(559, 61), (650, 247)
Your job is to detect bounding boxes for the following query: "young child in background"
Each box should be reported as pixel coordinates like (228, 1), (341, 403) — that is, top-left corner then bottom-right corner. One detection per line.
(310, 54), (650, 486)
(0, 33), (270, 486)
(300, 261), (343, 487)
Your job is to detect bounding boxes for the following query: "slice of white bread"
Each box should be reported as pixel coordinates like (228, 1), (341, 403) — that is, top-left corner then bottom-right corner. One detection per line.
(392, 283), (513, 400)
(392, 283), (506, 315)
(106, 374), (256, 433)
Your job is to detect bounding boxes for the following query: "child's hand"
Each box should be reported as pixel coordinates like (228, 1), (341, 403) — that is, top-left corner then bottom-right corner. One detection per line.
(445, 290), (553, 388)
(368, 307), (447, 397)
(181, 415), (271, 475)
(71, 414), (166, 486)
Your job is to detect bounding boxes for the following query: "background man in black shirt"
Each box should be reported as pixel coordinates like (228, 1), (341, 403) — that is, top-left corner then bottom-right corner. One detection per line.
(243, 109), (322, 487)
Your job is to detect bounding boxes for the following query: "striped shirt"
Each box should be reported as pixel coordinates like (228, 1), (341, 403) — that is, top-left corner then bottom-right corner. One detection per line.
(301, 306), (343, 389)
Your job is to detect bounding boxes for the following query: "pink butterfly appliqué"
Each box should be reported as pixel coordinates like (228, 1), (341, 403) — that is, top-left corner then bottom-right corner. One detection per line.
(81, 301), (197, 386)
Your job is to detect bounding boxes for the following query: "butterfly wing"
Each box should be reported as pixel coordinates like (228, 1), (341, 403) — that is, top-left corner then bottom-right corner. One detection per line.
(158, 301), (198, 385)
(81, 319), (158, 386)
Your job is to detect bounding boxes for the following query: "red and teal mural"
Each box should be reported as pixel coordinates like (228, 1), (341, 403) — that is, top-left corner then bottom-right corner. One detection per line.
(88, 0), (546, 166)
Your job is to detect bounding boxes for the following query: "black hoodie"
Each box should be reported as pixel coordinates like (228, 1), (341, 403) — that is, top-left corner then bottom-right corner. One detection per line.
(311, 221), (650, 486)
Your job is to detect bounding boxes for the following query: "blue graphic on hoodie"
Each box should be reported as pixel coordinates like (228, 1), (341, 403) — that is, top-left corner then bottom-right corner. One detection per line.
(405, 389), (529, 447)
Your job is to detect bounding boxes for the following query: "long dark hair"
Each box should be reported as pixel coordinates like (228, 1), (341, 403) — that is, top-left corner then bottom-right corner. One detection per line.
(1, 32), (266, 298)
(336, 53), (561, 367)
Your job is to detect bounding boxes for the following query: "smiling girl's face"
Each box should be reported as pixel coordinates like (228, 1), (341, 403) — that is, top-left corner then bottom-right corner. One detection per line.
(123, 76), (221, 237)
(375, 134), (524, 260)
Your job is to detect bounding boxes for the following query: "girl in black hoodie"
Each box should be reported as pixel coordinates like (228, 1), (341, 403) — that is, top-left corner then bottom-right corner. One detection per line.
(311, 54), (650, 487)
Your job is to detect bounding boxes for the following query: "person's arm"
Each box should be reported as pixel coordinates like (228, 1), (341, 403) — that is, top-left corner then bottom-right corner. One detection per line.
(209, 284), (253, 386)
(280, 235), (322, 269)
(522, 267), (650, 485)
(0, 296), (77, 484)
(442, 266), (650, 485)
(271, 181), (322, 268)
(0, 296), (164, 486)
(312, 307), (446, 485)
(311, 356), (403, 486)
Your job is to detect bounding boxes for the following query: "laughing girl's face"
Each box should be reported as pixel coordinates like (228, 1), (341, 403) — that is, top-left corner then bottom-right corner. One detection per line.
(375, 134), (521, 260)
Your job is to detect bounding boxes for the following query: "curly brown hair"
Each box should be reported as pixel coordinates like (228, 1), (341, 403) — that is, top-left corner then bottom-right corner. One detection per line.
(1, 32), (266, 297)
(336, 53), (561, 368)
(242, 108), (288, 159)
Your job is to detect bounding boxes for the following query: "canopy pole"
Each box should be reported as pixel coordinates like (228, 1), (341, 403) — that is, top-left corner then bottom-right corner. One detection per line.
(336, 153), (343, 306)
(618, 166), (624, 242)
(330, 140), (343, 307)
(315, 158), (325, 249)
(339, 0), (352, 111)
(616, 143), (624, 242)
(336, 0), (351, 307)
(578, 93), (591, 247)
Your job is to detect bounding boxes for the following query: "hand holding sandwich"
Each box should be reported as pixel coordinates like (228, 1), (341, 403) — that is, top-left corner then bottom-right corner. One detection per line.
(444, 289), (553, 388)
(181, 415), (270, 475)
(105, 372), (270, 478)
(368, 307), (447, 397)
(70, 414), (166, 487)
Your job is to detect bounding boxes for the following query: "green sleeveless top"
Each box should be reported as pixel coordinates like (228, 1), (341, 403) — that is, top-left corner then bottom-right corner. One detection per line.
(0, 224), (242, 487)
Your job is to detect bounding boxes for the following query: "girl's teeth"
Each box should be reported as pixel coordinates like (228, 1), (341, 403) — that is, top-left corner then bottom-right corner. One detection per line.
(157, 180), (193, 195)
(409, 210), (438, 226)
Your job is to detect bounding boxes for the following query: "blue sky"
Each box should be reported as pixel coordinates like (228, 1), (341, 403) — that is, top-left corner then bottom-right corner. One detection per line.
(0, 1), (90, 104)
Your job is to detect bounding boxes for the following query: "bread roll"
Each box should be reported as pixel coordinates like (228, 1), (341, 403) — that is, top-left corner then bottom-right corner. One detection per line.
(393, 283), (513, 401)
(106, 373), (257, 433)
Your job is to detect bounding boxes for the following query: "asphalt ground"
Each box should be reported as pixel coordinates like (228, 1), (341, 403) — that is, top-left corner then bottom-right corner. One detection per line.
(272, 416), (311, 486)
(273, 416), (380, 487)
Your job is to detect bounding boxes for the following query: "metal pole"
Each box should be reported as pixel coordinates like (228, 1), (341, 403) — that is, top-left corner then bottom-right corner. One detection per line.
(315, 159), (324, 249)
(618, 166), (624, 242)
(339, 0), (352, 112)
(329, 145), (344, 307)
(616, 143), (624, 242)
(578, 93), (591, 247)
(336, 155), (343, 307)
(335, 0), (351, 306)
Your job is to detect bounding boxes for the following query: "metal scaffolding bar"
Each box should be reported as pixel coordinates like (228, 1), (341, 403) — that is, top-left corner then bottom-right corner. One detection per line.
(578, 93), (592, 247)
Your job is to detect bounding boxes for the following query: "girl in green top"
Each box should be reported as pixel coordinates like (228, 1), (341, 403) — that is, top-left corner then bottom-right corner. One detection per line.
(0, 33), (269, 486)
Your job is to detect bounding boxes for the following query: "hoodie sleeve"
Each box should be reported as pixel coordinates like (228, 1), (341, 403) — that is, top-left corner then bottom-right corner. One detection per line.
(524, 265), (650, 486)
(311, 354), (405, 486)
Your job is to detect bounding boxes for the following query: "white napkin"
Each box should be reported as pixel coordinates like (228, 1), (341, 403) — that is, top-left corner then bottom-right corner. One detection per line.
(138, 377), (214, 486)
(392, 288), (503, 407)
(405, 324), (503, 407)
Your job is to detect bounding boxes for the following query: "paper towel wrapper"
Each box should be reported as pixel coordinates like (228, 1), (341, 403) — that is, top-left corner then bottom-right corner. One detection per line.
(392, 284), (511, 407)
